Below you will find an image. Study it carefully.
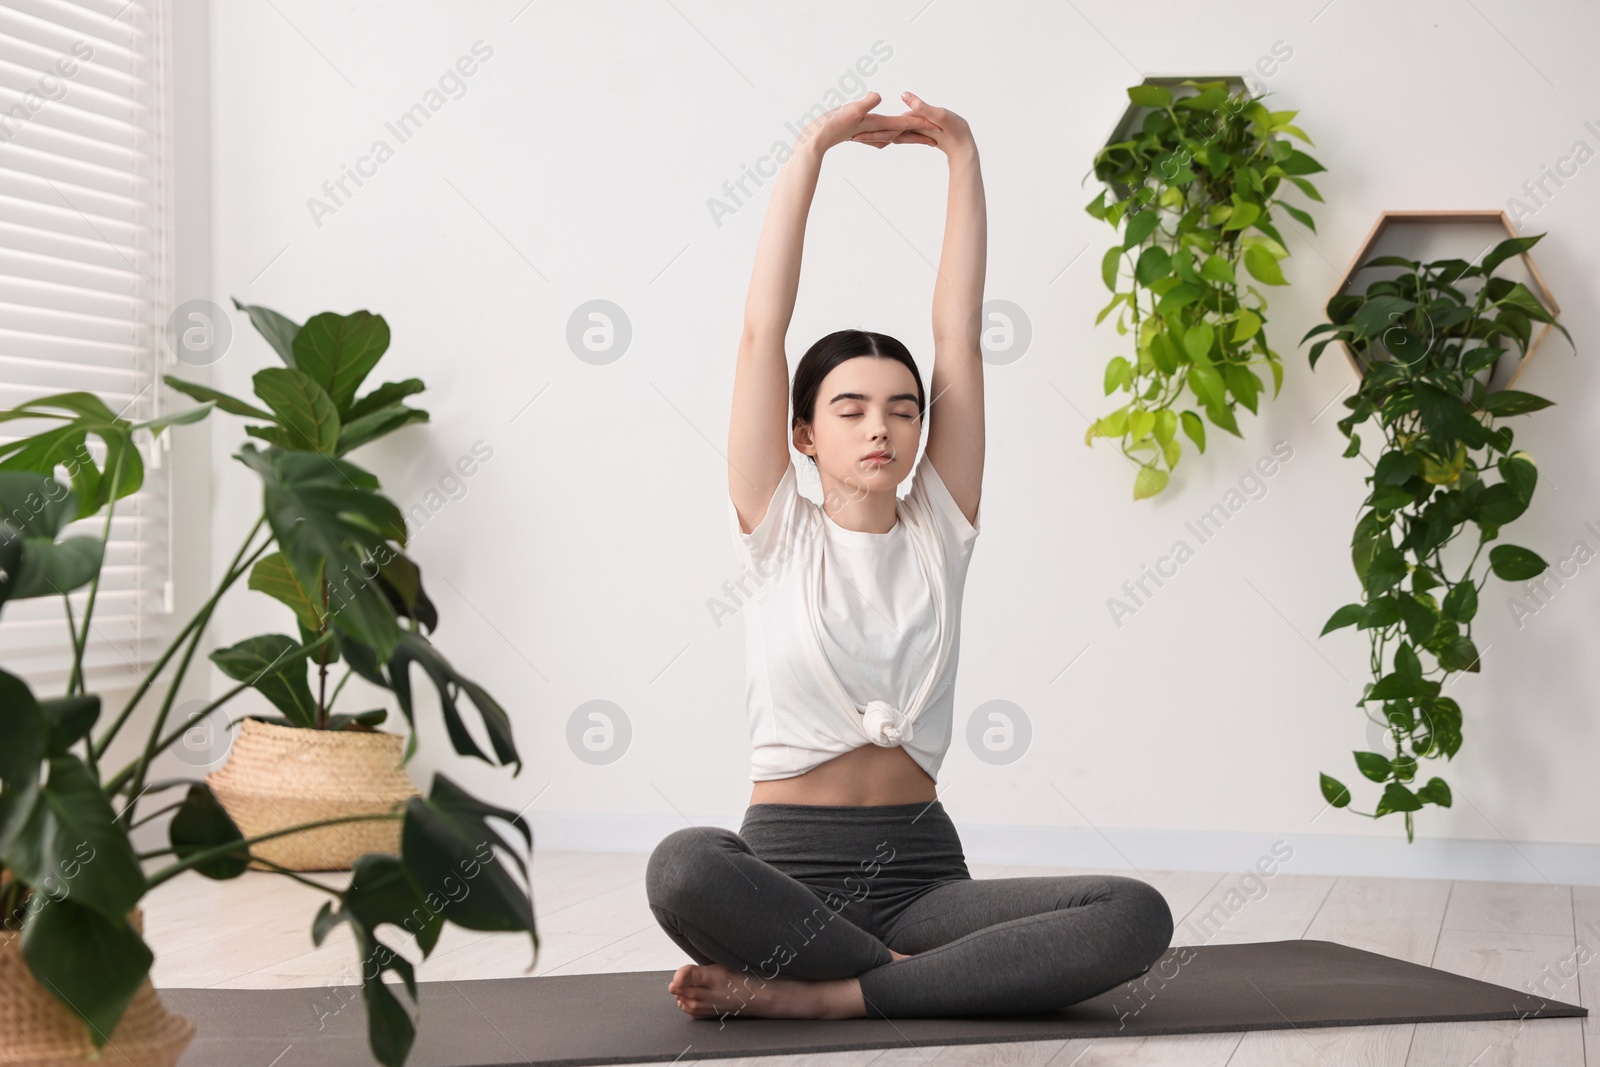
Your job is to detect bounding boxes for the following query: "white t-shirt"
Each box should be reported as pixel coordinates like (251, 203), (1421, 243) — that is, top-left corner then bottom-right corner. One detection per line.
(728, 456), (981, 782)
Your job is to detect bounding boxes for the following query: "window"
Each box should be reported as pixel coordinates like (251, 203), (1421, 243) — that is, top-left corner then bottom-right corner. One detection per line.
(0, 0), (177, 696)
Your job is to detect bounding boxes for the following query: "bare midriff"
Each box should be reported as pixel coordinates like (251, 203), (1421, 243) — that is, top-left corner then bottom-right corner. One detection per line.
(748, 742), (937, 807)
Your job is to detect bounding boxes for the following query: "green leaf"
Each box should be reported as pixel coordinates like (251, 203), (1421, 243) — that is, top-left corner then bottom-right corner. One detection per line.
(1319, 773), (1350, 807)
(248, 552), (328, 637)
(1133, 465), (1168, 500)
(1200, 255), (1236, 285)
(1231, 308), (1262, 342)
(346, 379), (426, 423)
(1183, 322), (1215, 364)
(1413, 383), (1487, 449)
(1221, 200), (1261, 232)
(339, 630), (519, 770)
(1135, 246), (1172, 286)
(169, 784), (249, 879)
(1101, 246), (1123, 291)
(1373, 451), (1417, 486)
(235, 443), (406, 661)
(1368, 670), (1435, 701)
(0, 470), (104, 600)
(336, 405), (429, 456)
(1155, 282), (1201, 315)
(1442, 580), (1478, 623)
(40, 695), (99, 756)
(252, 368), (341, 453)
(1395, 593), (1436, 645)
(0, 393), (143, 520)
(1122, 208), (1160, 250)
(292, 311), (392, 416)
(1499, 451), (1537, 504)
(1489, 543), (1546, 581)
(1127, 83), (1173, 108)
(1437, 636), (1482, 673)
(0, 666), (47, 797)
(327, 708), (388, 730)
(402, 773), (537, 942)
(2, 755), (145, 921)
(1103, 357), (1131, 396)
(163, 375), (274, 420)
(1180, 410), (1206, 452)
(1205, 398), (1242, 439)
(1393, 641), (1422, 678)
(1286, 175), (1323, 202)
(1374, 782), (1423, 816)
(1320, 603), (1364, 635)
(1220, 362), (1261, 415)
(1479, 235), (1541, 277)
(232, 297), (301, 367)
(1481, 390), (1554, 417)
(1415, 776), (1453, 807)
(134, 402), (215, 439)
(1353, 750), (1392, 783)
(1363, 546), (1408, 596)
(210, 634), (320, 729)
(312, 853), (423, 1067)
(1243, 245), (1286, 285)
(1475, 483), (1529, 526)
(1359, 595), (1400, 629)
(21, 898), (152, 1049)
(374, 551), (438, 634)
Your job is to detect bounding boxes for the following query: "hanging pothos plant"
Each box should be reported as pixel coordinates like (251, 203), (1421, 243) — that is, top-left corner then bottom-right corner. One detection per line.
(1085, 79), (1324, 499)
(1303, 232), (1574, 842)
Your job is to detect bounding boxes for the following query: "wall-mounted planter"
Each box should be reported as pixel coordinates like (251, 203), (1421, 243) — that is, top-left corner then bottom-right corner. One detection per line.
(1084, 76), (1324, 499)
(1303, 216), (1573, 843)
(1326, 209), (1565, 387)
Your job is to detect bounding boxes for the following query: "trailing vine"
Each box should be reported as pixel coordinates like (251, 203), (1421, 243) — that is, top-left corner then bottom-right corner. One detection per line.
(1085, 79), (1324, 498)
(1303, 232), (1574, 842)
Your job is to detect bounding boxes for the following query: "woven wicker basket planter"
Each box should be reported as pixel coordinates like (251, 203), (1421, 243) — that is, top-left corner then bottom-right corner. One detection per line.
(0, 908), (193, 1067)
(206, 717), (418, 872)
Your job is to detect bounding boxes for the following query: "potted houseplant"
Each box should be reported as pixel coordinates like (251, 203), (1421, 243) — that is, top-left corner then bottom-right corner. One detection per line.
(1085, 78), (1325, 498)
(161, 300), (439, 870)
(1303, 232), (1574, 842)
(0, 302), (536, 1067)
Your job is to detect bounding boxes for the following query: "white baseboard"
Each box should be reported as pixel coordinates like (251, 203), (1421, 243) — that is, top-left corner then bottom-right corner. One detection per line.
(526, 812), (1600, 887)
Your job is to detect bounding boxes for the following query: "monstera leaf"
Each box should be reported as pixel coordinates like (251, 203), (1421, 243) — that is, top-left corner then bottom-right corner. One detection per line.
(336, 629), (517, 771)
(0, 472), (103, 600)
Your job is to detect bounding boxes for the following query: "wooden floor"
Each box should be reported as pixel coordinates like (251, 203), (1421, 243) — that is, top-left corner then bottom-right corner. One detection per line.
(144, 852), (1599, 1066)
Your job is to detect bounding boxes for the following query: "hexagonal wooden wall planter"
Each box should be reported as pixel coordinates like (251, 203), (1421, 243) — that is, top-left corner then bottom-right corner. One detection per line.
(1094, 74), (1251, 202)
(1327, 209), (1564, 387)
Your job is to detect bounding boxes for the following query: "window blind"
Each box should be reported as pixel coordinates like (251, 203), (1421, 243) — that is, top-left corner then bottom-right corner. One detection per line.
(0, 0), (176, 698)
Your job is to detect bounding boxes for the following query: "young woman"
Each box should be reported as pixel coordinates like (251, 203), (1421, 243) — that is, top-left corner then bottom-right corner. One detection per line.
(646, 91), (1174, 1022)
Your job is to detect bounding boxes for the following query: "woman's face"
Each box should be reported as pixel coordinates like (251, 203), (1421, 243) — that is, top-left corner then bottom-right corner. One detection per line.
(796, 355), (922, 493)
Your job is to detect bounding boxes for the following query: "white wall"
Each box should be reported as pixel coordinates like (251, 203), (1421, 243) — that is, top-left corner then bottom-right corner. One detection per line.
(200, 0), (1600, 883)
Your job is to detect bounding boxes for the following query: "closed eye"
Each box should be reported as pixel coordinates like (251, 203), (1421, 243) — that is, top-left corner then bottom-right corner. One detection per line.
(842, 413), (917, 419)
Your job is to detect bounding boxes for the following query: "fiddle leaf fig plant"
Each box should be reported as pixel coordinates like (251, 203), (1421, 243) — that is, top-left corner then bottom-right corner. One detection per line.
(0, 303), (536, 1067)
(1086, 79), (1324, 498)
(1302, 232), (1574, 842)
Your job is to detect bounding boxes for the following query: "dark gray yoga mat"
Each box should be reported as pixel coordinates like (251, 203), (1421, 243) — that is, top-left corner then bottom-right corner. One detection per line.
(166, 939), (1586, 1066)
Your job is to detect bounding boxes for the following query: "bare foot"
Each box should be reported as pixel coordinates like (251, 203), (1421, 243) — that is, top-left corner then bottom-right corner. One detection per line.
(667, 961), (865, 1020)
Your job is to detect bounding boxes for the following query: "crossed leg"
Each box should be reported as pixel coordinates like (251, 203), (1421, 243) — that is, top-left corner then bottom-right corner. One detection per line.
(645, 825), (898, 1020)
(646, 826), (1174, 1021)
(855, 873), (1176, 1018)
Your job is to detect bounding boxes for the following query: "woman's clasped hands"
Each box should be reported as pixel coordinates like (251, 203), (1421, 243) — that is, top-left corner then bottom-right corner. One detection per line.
(803, 91), (974, 157)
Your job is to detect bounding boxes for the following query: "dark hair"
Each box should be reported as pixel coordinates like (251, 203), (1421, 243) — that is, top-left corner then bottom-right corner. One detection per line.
(792, 330), (926, 465)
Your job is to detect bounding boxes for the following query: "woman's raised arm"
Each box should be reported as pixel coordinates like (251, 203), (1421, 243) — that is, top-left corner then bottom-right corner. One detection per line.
(728, 93), (934, 533)
(902, 92), (986, 528)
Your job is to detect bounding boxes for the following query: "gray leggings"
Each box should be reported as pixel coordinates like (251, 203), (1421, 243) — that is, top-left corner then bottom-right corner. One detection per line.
(645, 800), (1174, 1019)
